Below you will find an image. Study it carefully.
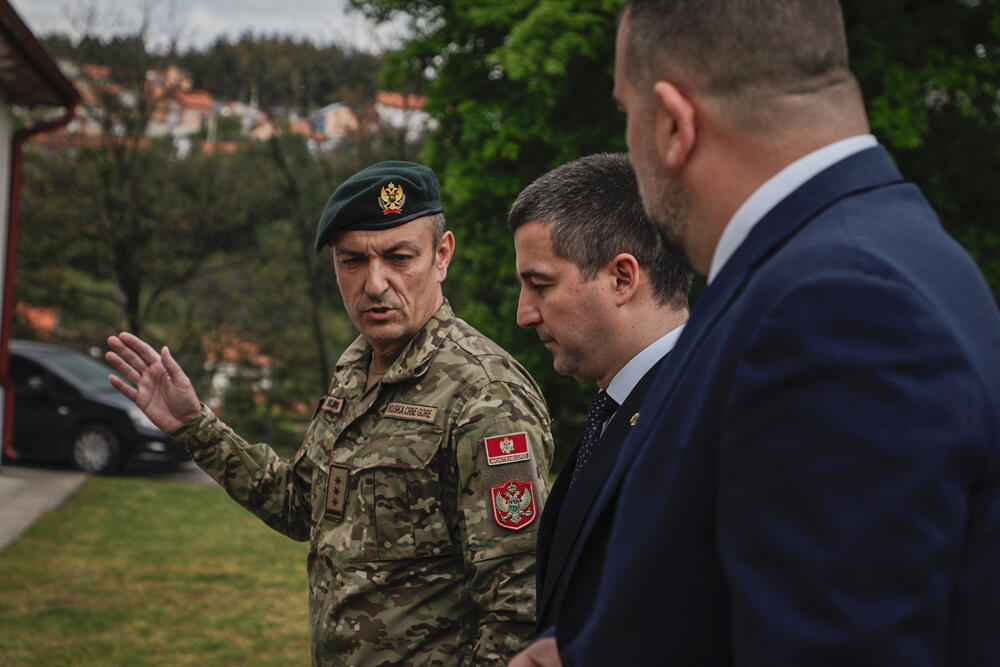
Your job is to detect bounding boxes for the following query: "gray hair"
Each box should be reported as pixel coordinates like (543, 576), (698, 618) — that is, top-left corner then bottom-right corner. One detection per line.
(508, 153), (691, 309)
(427, 212), (447, 247)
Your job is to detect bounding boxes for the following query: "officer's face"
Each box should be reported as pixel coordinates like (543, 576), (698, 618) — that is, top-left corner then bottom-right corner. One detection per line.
(331, 218), (454, 358)
(514, 220), (617, 385)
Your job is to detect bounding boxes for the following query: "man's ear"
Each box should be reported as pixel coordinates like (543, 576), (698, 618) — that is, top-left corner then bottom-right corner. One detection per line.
(653, 81), (697, 169)
(610, 253), (641, 306)
(435, 230), (455, 280)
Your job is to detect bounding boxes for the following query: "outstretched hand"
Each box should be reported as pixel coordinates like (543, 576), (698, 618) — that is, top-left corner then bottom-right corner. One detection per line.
(106, 332), (201, 433)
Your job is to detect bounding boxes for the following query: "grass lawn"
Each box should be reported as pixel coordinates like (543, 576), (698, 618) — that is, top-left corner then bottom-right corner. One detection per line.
(0, 475), (310, 665)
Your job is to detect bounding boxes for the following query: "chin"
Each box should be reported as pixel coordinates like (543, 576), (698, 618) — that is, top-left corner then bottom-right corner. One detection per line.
(552, 358), (577, 379)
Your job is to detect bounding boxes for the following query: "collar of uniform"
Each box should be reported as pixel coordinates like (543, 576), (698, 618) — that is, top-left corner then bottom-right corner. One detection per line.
(334, 299), (455, 383)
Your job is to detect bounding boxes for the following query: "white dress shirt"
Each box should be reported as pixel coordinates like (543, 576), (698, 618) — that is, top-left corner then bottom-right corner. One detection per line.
(601, 323), (686, 431)
(707, 134), (878, 284)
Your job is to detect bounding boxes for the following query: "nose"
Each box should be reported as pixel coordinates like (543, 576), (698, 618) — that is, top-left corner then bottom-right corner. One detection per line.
(516, 286), (540, 329)
(365, 259), (389, 298)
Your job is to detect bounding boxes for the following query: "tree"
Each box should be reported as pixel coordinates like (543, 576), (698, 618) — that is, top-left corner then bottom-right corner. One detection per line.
(843, 0), (1000, 296)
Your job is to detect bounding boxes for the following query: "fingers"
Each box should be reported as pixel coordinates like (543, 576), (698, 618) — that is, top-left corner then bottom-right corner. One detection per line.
(108, 373), (138, 402)
(108, 334), (151, 374)
(117, 331), (161, 366)
(105, 350), (143, 386)
(160, 346), (188, 384)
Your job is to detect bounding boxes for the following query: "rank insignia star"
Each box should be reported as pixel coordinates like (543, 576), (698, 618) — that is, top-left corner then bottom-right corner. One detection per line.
(324, 464), (350, 522)
(490, 479), (537, 530)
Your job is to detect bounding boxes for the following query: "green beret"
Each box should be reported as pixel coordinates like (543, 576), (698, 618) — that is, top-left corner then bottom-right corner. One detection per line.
(313, 160), (444, 251)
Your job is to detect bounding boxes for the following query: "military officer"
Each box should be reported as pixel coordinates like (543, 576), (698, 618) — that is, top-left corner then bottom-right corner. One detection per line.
(106, 161), (553, 666)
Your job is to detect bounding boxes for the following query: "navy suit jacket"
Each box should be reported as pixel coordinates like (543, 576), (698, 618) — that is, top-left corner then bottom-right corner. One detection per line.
(556, 146), (1000, 665)
(535, 357), (667, 632)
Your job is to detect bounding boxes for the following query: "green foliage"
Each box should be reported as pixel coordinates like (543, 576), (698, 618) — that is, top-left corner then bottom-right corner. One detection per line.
(43, 33), (382, 114)
(215, 115), (244, 141)
(19, 138), (274, 340)
(355, 0), (1000, 468)
(844, 0), (1000, 297)
(43, 33), (152, 85)
(178, 35), (382, 111)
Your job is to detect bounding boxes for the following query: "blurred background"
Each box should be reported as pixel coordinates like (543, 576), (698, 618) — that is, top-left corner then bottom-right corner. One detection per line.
(8, 0), (1000, 469)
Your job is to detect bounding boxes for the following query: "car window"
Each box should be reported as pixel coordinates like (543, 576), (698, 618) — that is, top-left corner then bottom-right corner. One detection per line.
(9, 356), (43, 389)
(43, 351), (125, 392)
(9, 355), (75, 396)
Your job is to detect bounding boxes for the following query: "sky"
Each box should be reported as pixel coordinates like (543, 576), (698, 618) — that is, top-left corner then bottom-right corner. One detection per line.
(10, 0), (409, 53)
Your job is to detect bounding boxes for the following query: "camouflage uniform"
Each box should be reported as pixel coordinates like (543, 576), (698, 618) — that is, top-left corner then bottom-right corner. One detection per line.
(173, 301), (553, 666)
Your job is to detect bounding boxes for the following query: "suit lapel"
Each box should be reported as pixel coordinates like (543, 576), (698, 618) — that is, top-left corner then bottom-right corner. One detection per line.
(535, 445), (574, 608)
(548, 146), (907, 618)
(538, 357), (667, 621)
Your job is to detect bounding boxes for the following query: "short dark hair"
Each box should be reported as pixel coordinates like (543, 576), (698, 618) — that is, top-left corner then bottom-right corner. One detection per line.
(624, 0), (853, 102)
(508, 153), (691, 309)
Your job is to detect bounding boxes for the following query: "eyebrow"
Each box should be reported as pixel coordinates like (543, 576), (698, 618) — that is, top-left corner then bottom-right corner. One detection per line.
(380, 240), (422, 255)
(518, 268), (556, 282)
(335, 239), (422, 257)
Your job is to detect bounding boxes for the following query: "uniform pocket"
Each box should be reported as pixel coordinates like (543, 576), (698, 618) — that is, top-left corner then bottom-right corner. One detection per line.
(335, 425), (454, 561)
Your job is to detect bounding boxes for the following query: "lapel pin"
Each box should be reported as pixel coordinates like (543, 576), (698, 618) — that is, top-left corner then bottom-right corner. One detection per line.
(630, 412), (640, 427)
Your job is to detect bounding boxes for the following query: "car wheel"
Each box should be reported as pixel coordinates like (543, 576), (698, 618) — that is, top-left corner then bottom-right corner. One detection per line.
(72, 423), (122, 474)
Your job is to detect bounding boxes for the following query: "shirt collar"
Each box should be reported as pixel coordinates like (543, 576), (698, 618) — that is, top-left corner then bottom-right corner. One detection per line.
(336, 299), (455, 383)
(605, 322), (686, 406)
(707, 134), (878, 284)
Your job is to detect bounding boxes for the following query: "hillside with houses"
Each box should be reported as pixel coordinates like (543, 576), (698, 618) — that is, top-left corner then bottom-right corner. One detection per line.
(47, 60), (431, 158)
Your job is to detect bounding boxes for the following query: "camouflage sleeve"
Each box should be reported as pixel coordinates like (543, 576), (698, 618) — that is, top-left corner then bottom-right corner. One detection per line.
(171, 403), (313, 542)
(450, 380), (554, 664)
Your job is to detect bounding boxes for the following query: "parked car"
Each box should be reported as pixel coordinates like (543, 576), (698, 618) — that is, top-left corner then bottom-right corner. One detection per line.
(6, 339), (188, 473)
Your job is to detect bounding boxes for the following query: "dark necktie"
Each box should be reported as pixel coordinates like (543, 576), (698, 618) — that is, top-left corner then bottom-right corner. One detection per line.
(571, 390), (619, 485)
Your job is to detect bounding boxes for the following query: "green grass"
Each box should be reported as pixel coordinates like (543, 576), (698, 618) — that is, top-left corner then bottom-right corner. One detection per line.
(0, 476), (310, 665)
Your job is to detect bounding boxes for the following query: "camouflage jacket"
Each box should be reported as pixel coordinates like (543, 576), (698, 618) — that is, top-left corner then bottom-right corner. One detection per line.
(173, 302), (553, 666)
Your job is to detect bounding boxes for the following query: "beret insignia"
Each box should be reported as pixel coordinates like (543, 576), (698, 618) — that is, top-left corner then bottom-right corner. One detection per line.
(379, 183), (405, 214)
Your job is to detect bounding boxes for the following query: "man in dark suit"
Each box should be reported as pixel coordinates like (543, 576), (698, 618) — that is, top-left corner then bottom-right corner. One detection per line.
(507, 153), (691, 644)
(511, 1), (1000, 665)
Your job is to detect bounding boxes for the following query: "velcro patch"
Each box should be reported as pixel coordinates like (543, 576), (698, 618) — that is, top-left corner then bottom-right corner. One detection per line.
(490, 479), (537, 530)
(384, 401), (439, 424)
(483, 432), (530, 466)
(321, 396), (344, 417)
(324, 463), (350, 521)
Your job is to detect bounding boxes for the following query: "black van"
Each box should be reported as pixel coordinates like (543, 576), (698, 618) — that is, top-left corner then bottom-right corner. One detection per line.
(6, 340), (188, 473)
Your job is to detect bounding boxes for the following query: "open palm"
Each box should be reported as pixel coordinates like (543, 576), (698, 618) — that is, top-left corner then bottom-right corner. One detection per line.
(106, 332), (202, 433)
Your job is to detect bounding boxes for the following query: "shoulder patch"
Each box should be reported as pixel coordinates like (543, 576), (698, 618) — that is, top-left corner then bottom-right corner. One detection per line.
(384, 401), (439, 424)
(490, 479), (537, 530)
(322, 396), (344, 416)
(483, 432), (531, 466)
(314, 395), (344, 420)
